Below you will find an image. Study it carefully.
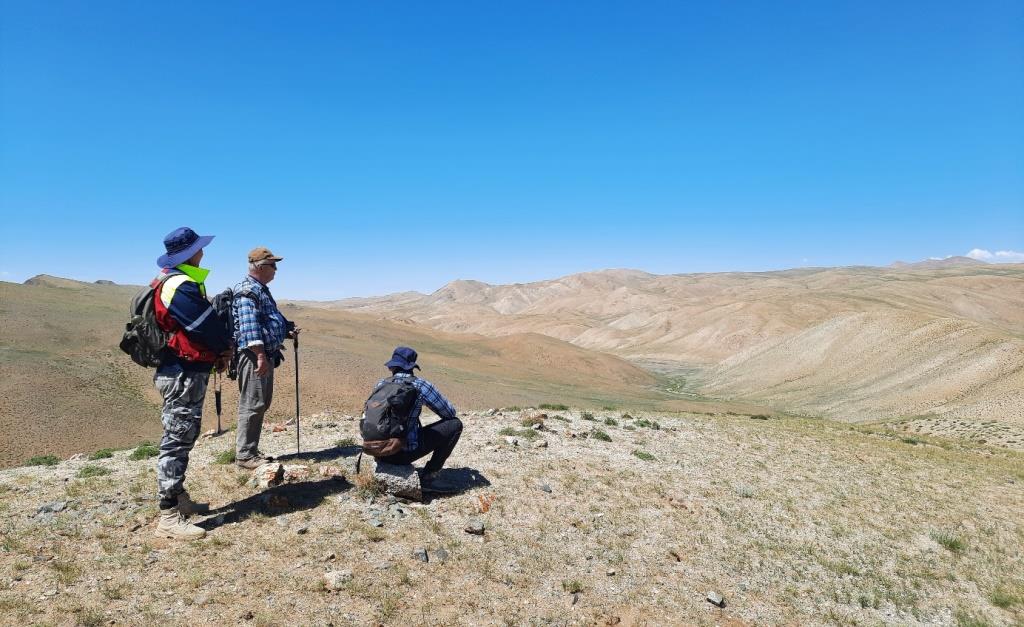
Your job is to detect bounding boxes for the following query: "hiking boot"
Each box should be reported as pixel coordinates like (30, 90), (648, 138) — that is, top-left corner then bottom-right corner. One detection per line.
(235, 456), (265, 470)
(154, 507), (206, 540)
(176, 491), (210, 516)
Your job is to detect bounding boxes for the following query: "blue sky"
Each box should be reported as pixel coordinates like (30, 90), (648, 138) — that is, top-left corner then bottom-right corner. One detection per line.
(1, 1), (1021, 299)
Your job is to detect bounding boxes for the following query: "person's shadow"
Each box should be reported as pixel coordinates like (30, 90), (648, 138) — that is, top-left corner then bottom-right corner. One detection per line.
(197, 476), (351, 531)
(421, 466), (491, 502)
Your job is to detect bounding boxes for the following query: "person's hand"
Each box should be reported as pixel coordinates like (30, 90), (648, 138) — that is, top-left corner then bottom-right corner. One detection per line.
(214, 356), (229, 373)
(255, 352), (271, 377)
(287, 326), (301, 339)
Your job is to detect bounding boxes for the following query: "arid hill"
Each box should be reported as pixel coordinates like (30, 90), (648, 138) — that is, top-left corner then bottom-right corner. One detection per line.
(1, 276), (711, 468)
(323, 263), (1024, 426)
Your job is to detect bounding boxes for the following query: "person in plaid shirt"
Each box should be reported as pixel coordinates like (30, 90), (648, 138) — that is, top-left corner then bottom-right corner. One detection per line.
(372, 346), (463, 489)
(232, 246), (298, 468)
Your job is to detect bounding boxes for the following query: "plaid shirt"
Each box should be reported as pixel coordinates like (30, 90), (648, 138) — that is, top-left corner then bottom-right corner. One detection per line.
(232, 276), (289, 355)
(373, 373), (457, 451)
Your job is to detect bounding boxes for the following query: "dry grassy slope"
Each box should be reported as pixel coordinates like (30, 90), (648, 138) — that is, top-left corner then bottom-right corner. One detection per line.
(329, 264), (1024, 424)
(0, 277), (684, 468)
(0, 409), (1021, 625)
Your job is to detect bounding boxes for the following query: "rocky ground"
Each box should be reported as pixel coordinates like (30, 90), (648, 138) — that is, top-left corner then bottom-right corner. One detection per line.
(0, 408), (1022, 626)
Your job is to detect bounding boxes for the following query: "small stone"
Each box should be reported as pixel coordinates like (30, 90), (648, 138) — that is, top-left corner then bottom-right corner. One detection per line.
(276, 515), (291, 528)
(320, 465), (345, 479)
(241, 609), (255, 620)
(129, 523), (142, 532)
(433, 547), (449, 564)
(374, 561), (393, 570)
(201, 429), (217, 438)
(193, 593), (210, 606)
(606, 568), (616, 576)
(413, 547), (428, 562)
(37, 501), (68, 515)
(251, 463), (285, 489)
(539, 483), (552, 493)
(323, 570), (352, 590)
(533, 439), (548, 448)
(324, 552), (336, 562)
(272, 423), (287, 433)
(68, 453), (86, 461)
(464, 519), (485, 535)
(706, 591), (726, 608)
(283, 465), (311, 482)
(296, 526), (309, 535)
(369, 518), (384, 528)
(504, 437), (519, 446)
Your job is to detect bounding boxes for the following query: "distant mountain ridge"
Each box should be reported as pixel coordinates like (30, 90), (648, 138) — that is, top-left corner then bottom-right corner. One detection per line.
(325, 262), (1024, 424)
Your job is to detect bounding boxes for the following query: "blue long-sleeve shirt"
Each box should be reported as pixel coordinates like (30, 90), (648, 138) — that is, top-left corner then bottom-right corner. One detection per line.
(232, 276), (289, 355)
(372, 373), (457, 451)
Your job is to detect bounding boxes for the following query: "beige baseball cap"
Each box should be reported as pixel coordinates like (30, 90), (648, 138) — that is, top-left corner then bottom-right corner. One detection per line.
(248, 247), (284, 264)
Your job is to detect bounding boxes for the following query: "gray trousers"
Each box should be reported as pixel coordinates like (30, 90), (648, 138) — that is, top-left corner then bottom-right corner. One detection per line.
(236, 351), (274, 460)
(154, 369), (209, 507)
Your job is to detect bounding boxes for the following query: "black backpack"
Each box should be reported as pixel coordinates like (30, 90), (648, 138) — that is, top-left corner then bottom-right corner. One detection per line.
(119, 276), (172, 367)
(361, 376), (419, 441)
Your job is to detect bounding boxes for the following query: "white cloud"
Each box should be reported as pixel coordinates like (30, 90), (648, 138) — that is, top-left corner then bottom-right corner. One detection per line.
(966, 249), (1024, 263)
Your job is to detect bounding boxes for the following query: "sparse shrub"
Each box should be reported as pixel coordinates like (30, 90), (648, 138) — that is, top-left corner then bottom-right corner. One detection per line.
(901, 436), (923, 445)
(76, 465), (111, 478)
(335, 437), (356, 448)
(632, 449), (655, 461)
(990, 587), (1021, 609)
(89, 448), (116, 460)
(734, 484), (756, 498)
(27, 455), (59, 466)
(749, 414), (770, 421)
(129, 441), (159, 461)
(539, 403), (569, 411)
(931, 531), (966, 554)
(620, 413), (633, 421)
(498, 427), (539, 440)
(101, 583), (126, 600)
(520, 415), (544, 428)
(604, 417), (618, 426)
(634, 418), (661, 430)
(561, 579), (584, 594)
(623, 425), (635, 431)
(354, 474), (385, 500)
(601, 405), (616, 411)
(954, 609), (992, 627)
(214, 450), (236, 465)
(502, 406), (521, 412)
(581, 412), (596, 421)
(550, 414), (570, 422)
(49, 560), (82, 584)
(590, 429), (612, 442)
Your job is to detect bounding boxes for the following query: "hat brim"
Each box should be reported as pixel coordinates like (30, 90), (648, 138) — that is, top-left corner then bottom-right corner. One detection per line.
(157, 234), (215, 269)
(385, 358), (420, 371)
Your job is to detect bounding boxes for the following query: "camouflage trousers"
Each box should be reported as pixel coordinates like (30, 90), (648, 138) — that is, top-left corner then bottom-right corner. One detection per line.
(154, 369), (209, 505)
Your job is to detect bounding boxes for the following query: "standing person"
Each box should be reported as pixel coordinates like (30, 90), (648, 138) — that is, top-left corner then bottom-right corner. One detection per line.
(233, 247), (298, 469)
(364, 346), (462, 487)
(152, 227), (232, 540)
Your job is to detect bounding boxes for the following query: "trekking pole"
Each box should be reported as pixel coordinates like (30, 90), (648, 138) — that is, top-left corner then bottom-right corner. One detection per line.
(293, 333), (301, 455)
(214, 372), (223, 435)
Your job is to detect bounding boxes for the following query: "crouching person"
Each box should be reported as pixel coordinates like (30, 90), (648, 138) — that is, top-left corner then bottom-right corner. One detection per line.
(151, 227), (232, 540)
(361, 347), (462, 488)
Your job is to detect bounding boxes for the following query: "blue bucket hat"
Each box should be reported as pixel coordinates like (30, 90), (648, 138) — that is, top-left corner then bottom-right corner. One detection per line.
(157, 227), (215, 269)
(385, 346), (421, 371)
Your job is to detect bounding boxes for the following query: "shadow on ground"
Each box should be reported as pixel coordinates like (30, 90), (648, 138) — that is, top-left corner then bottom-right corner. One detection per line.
(199, 477), (351, 531)
(423, 466), (491, 502)
(274, 444), (362, 463)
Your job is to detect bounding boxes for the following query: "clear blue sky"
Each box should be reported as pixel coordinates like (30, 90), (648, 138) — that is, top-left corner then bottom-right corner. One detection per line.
(1, 1), (1021, 299)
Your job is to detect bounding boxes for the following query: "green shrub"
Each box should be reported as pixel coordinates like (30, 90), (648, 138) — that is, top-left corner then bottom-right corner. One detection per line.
(749, 414), (770, 421)
(620, 413), (633, 420)
(498, 427), (539, 440)
(900, 436), (924, 445)
(27, 455), (60, 466)
(335, 437), (356, 448)
(990, 587), (1021, 609)
(89, 448), (117, 460)
(931, 531), (966, 554)
(76, 465), (112, 478)
(590, 429), (612, 442)
(561, 579), (584, 594)
(539, 403), (569, 411)
(214, 449), (236, 465)
(520, 415), (544, 428)
(604, 416), (618, 426)
(549, 414), (570, 422)
(580, 412), (596, 421)
(502, 406), (521, 412)
(634, 418), (661, 430)
(601, 405), (616, 411)
(632, 449), (656, 461)
(128, 442), (159, 461)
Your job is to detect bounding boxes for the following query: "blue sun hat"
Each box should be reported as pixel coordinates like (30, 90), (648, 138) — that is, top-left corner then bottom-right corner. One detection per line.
(385, 346), (421, 371)
(156, 227), (215, 268)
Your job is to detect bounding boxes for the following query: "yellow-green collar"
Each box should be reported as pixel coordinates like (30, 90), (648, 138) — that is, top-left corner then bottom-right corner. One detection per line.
(175, 264), (210, 284)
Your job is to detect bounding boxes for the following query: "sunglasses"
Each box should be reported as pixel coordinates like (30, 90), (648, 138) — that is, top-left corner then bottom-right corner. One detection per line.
(259, 262), (277, 269)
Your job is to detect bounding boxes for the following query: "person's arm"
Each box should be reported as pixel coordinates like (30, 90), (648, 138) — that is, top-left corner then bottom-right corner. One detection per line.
(166, 281), (230, 354)
(415, 379), (457, 420)
(234, 294), (271, 376)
